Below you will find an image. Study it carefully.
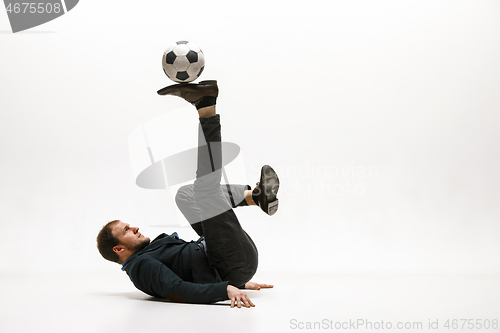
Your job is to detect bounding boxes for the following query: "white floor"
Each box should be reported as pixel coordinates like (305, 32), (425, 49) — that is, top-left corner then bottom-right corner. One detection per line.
(1, 272), (499, 333)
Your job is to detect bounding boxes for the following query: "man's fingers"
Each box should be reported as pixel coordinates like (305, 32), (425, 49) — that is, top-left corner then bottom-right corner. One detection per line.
(241, 297), (248, 308)
(231, 295), (253, 308)
(257, 283), (273, 288)
(234, 295), (241, 308)
(243, 295), (254, 308)
(229, 290), (256, 308)
(244, 281), (274, 290)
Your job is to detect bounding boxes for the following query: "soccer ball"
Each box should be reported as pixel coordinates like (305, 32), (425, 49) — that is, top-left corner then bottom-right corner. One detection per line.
(162, 41), (205, 83)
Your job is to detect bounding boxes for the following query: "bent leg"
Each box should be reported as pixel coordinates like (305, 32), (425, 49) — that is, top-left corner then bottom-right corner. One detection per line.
(175, 183), (251, 237)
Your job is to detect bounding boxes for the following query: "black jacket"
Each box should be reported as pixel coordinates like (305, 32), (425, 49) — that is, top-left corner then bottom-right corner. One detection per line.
(122, 233), (229, 303)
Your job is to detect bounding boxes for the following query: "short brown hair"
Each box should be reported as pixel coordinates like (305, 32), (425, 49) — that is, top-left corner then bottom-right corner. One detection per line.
(96, 220), (120, 263)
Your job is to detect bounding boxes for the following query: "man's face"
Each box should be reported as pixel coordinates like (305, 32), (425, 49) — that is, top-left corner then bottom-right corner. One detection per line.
(111, 221), (151, 254)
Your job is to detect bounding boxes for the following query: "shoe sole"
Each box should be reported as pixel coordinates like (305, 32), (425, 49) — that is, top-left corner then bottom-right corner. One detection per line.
(157, 80), (218, 97)
(199, 80), (217, 85)
(261, 165), (279, 215)
(267, 199), (279, 216)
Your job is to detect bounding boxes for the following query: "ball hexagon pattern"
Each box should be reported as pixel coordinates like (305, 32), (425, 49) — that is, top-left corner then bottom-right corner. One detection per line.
(162, 41), (205, 83)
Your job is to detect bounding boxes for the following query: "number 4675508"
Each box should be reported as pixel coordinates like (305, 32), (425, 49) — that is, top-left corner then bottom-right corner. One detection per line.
(444, 319), (498, 330)
(6, 2), (62, 14)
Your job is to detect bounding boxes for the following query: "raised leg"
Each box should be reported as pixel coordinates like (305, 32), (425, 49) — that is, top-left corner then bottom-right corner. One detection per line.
(193, 115), (258, 288)
(158, 80), (264, 288)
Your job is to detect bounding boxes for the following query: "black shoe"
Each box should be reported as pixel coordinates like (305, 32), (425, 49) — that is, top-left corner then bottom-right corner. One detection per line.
(252, 165), (279, 216)
(157, 80), (218, 106)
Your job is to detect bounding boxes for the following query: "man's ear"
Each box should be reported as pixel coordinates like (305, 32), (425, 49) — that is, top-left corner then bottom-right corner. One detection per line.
(113, 245), (125, 254)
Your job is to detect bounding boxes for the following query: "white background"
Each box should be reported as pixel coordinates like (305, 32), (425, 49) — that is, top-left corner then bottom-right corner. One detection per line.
(1, 0), (499, 279)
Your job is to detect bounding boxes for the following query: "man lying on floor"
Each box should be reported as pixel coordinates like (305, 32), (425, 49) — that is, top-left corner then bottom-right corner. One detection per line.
(97, 80), (280, 308)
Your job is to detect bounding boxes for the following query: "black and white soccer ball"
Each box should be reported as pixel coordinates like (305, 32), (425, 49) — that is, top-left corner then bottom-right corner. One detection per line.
(162, 41), (205, 83)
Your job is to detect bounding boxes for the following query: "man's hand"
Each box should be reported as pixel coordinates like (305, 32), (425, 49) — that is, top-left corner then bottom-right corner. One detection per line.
(244, 281), (274, 290)
(227, 285), (255, 308)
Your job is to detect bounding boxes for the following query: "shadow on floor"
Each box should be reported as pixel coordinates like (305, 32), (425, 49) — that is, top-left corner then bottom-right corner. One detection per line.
(91, 291), (231, 306)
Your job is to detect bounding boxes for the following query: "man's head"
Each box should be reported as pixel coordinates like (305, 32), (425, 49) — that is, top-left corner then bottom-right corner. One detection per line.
(96, 220), (151, 264)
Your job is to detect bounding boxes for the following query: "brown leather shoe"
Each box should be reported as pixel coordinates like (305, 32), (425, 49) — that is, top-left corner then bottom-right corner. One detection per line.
(252, 165), (280, 216)
(157, 80), (218, 106)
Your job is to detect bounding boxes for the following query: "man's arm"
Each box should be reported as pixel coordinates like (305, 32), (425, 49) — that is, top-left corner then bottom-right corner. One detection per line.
(128, 257), (228, 304)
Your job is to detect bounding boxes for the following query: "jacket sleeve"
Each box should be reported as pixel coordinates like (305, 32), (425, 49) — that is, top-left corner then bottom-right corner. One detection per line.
(128, 256), (229, 304)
